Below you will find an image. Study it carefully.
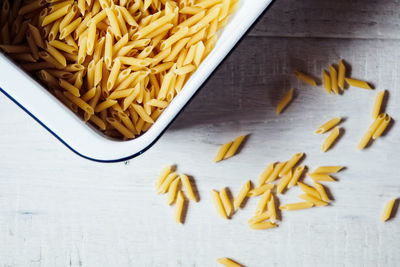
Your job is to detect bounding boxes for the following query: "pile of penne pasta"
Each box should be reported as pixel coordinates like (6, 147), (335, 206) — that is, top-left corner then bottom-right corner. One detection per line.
(0, 0), (237, 139)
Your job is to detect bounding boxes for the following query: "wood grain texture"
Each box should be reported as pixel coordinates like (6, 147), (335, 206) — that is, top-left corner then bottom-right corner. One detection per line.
(1, 1), (400, 266)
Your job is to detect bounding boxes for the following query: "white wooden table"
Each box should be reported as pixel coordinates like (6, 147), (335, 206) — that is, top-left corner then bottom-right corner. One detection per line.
(1, 1), (400, 266)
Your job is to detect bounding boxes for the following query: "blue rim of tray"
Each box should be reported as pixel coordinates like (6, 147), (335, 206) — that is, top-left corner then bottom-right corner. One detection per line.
(0, 0), (275, 163)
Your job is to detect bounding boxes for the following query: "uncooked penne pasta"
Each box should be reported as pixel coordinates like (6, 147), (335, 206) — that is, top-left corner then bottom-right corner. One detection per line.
(279, 202), (313, 211)
(322, 70), (331, 94)
(180, 174), (197, 202)
(223, 135), (246, 159)
(248, 183), (274, 197)
(219, 188), (232, 217)
(329, 65), (338, 94)
(248, 212), (270, 225)
(211, 190), (228, 219)
(312, 166), (344, 174)
(298, 193), (328, 207)
(258, 162), (274, 186)
(255, 189), (271, 215)
(287, 165), (305, 188)
(372, 114), (391, 139)
(345, 78), (372, 90)
(280, 152), (304, 176)
(249, 221), (277, 230)
(313, 182), (330, 203)
(167, 178), (180, 205)
(338, 59), (346, 91)
(308, 173), (336, 182)
(381, 198), (396, 222)
(322, 126), (340, 152)
(216, 258), (243, 267)
(157, 172), (178, 194)
(357, 113), (386, 149)
(266, 162), (286, 183)
(175, 191), (185, 224)
(371, 90), (386, 120)
(297, 182), (321, 199)
(315, 117), (341, 134)
(233, 180), (250, 211)
(213, 141), (232, 162)
(268, 196), (276, 222)
(294, 70), (316, 86)
(277, 170), (292, 194)
(276, 88), (293, 114)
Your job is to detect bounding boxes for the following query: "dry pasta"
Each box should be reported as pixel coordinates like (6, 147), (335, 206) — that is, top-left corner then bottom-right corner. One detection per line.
(255, 189), (271, 215)
(216, 258), (243, 267)
(211, 190), (228, 219)
(276, 88), (293, 114)
(213, 141), (233, 162)
(158, 172), (178, 194)
(329, 64), (338, 94)
(372, 114), (391, 139)
(313, 182), (330, 203)
(345, 78), (372, 90)
(266, 162), (286, 183)
(322, 126), (340, 152)
(357, 113), (386, 149)
(308, 173), (336, 182)
(233, 180), (250, 211)
(223, 135), (246, 159)
(338, 59), (346, 91)
(312, 166), (344, 174)
(372, 90), (385, 120)
(167, 178), (180, 205)
(248, 183), (274, 197)
(298, 194), (328, 207)
(175, 190), (185, 224)
(180, 174), (197, 202)
(315, 117), (341, 134)
(248, 212), (270, 225)
(249, 221), (277, 230)
(294, 71), (316, 86)
(280, 152), (304, 176)
(258, 162), (274, 186)
(0, 0), (236, 139)
(279, 202), (313, 211)
(276, 170), (292, 194)
(287, 165), (305, 188)
(219, 188), (232, 217)
(381, 198), (396, 222)
(298, 182), (321, 199)
(322, 70), (331, 94)
(268, 195), (276, 222)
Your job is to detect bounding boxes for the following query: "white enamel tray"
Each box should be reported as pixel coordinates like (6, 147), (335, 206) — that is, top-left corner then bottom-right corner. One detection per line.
(0, 0), (274, 162)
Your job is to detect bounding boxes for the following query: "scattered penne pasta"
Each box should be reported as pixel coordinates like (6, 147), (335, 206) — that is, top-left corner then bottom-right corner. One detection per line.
(248, 183), (274, 197)
(315, 117), (341, 134)
(322, 126), (340, 152)
(329, 65), (339, 94)
(217, 258), (243, 267)
(322, 70), (331, 94)
(279, 202), (313, 211)
(338, 59), (346, 91)
(298, 193), (328, 207)
(381, 198), (397, 222)
(276, 88), (294, 114)
(249, 221), (277, 230)
(233, 180), (251, 211)
(294, 71), (317, 86)
(311, 166), (344, 174)
(308, 173), (336, 182)
(345, 78), (373, 90)
(371, 90), (385, 120)
(357, 113), (386, 149)
(213, 134), (247, 162)
(211, 190), (228, 219)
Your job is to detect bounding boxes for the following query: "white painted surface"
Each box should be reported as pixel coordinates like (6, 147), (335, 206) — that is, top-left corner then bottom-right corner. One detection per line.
(1, 0), (400, 266)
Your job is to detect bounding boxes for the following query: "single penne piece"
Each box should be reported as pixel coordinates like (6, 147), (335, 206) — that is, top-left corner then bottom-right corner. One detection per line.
(216, 258), (243, 267)
(105, 7), (122, 39)
(277, 171), (292, 194)
(89, 115), (106, 131)
(345, 78), (372, 90)
(329, 65), (338, 94)
(223, 135), (246, 159)
(276, 88), (293, 114)
(357, 113), (386, 149)
(211, 190), (228, 219)
(338, 59), (346, 91)
(280, 152), (304, 176)
(175, 191), (184, 224)
(312, 166), (344, 174)
(258, 162), (274, 186)
(63, 92), (94, 115)
(249, 221), (277, 230)
(298, 194), (328, 207)
(372, 114), (391, 139)
(308, 173), (336, 182)
(59, 78), (80, 97)
(219, 188), (232, 217)
(371, 90), (386, 120)
(313, 182), (330, 203)
(213, 141), (233, 162)
(279, 202), (313, 211)
(381, 198), (396, 222)
(106, 117), (135, 139)
(180, 174), (197, 202)
(247, 183), (274, 197)
(322, 126), (340, 152)
(294, 71), (316, 86)
(233, 180), (250, 211)
(268, 195), (276, 223)
(315, 117), (341, 134)
(167, 178), (180, 205)
(288, 165), (306, 188)
(265, 162), (286, 183)
(322, 70), (331, 94)
(248, 212), (270, 225)
(146, 99), (168, 108)
(157, 172), (178, 194)
(297, 182), (321, 199)
(255, 189), (271, 215)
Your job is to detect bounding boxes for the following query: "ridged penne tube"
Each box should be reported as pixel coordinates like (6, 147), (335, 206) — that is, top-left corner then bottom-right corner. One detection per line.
(266, 162), (286, 183)
(248, 212), (270, 225)
(146, 99), (168, 108)
(219, 188), (232, 217)
(313, 182), (330, 203)
(211, 190), (228, 219)
(174, 64), (196, 75)
(167, 178), (180, 205)
(179, 7), (204, 15)
(247, 184), (274, 197)
(279, 202), (313, 211)
(298, 182), (321, 199)
(39, 70), (58, 87)
(59, 78), (80, 97)
(338, 59), (346, 91)
(277, 171), (292, 194)
(298, 194), (327, 207)
(322, 70), (331, 94)
(180, 174), (197, 202)
(268, 196), (276, 222)
(94, 99), (118, 112)
(46, 69), (74, 79)
(258, 163), (274, 186)
(46, 42), (66, 66)
(381, 198), (396, 222)
(157, 172), (178, 194)
(312, 166), (344, 174)
(315, 117), (341, 134)
(175, 191), (184, 224)
(322, 126), (340, 152)
(41, 4), (70, 26)
(280, 152), (304, 176)
(63, 91), (94, 115)
(371, 90), (385, 120)
(233, 180), (250, 211)
(89, 115), (106, 130)
(189, 5), (220, 33)
(216, 258), (242, 267)
(357, 113), (386, 149)
(28, 24), (45, 48)
(329, 65), (338, 94)
(287, 165), (305, 188)
(48, 40), (77, 54)
(133, 13), (175, 39)
(294, 71), (316, 86)
(155, 165), (173, 190)
(308, 173), (336, 182)
(81, 87), (97, 102)
(213, 141), (232, 162)
(160, 26), (188, 50)
(276, 88), (293, 114)
(106, 117), (135, 139)
(345, 78), (373, 90)
(372, 114), (391, 139)
(249, 221), (277, 230)
(255, 189), (271, 215)
(223, 135), (246, 159)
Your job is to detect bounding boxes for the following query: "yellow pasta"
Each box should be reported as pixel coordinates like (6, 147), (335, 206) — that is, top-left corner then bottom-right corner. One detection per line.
(269, 195), (277, 223)
(329, 64), (338, 94)
(154, 165), (174, 189)
(258, 163), (274, 186)
(211, 190), (228, 219)
(266, 162), (286, 183)
(287, 165), (305, 188)
(223, 135), (246, 159)
(249, 221), (277, 230)
(298, 194), (328, 207)
(106, 117), (135, 139)
(280, 152), (304, 176)
(167, 178), (180, 205)
(315, 117), (341, 134)
(338, 59), (346, 91)
(372, 90), (386, 120)
(277, 171), (292, 195)
(157, 172), (178, 194)
(312, 166), (344, 174)
(46, 42), (67, 67)
(175, 191), (185, 224)
(294, 71), (316, 86)
(42, 4), (71, 26)
(322, 126), (340, 152)
(233, 180), (250, 211)
(345, 77), (372, 90)
(357, 113), (386, 149)
(180, 174), (197, 202)
(216, 258), (242, 267)
(63, 91), (94, 115)
(255, 189), (271, 215)
(308, 173), (336, 182)
(381, 198), (396, 222)
(297, 182), (321, 199)
(59, 78), (80, 97)
(279, 202), (313, 211)
(248, 211), (270, 225)
(213, 141), (233, 162)
(248, 184), (274, 197)
(322, 70), (331, 94)
(313, 182), (330, 203)
(372, 114), (391, 139)
(276, 88), (293, 114)
(219, 188), (232, 217)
